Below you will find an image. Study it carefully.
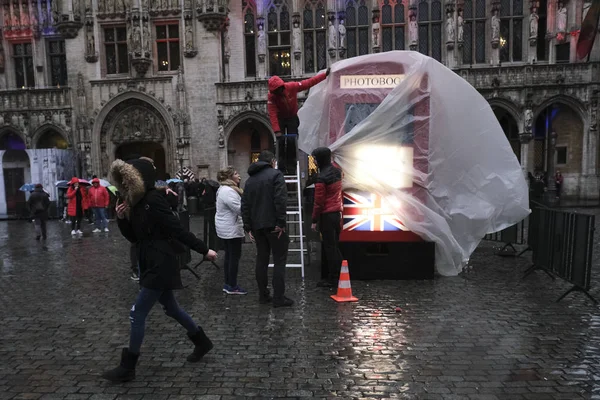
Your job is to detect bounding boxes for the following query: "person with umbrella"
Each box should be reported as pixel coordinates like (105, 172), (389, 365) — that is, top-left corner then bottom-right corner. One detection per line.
(89, 178), (110, 233)
(66, 177), (89, 235)
(27, 184), (50, 240)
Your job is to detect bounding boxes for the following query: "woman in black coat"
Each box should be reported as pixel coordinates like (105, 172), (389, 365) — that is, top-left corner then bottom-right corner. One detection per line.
(102, 157), (218, 382)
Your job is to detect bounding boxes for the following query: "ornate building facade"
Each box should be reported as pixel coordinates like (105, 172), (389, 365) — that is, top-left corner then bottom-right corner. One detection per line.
(0, 0), (598, 214)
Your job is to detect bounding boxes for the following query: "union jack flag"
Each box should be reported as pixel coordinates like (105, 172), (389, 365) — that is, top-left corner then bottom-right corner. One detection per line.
(342, 191), (409, 232)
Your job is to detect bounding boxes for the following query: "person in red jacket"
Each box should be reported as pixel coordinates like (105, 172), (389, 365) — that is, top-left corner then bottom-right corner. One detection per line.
(67, 177), (89, 235)
(267, 68), (330, 173)
(89, 178), (110, 233)
(310, 147), (343, 288)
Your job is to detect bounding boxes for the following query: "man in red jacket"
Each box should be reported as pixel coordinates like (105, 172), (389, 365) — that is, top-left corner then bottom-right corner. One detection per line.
(267, 68), (330, 173)
(310, 147), (343, 288)
(89, 178), (110, 233)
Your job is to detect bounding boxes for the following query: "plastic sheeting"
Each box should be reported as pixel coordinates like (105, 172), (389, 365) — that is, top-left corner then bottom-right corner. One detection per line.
(298, 51), (530, 276)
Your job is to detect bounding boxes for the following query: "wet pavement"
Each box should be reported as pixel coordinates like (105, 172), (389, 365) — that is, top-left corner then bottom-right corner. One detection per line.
(2, 213), (600, 400)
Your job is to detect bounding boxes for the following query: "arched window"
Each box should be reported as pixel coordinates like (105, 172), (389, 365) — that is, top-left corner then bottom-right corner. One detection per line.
(0, 132), (26, 151)
(346, 0), (370, 58)
(303, 0), (327, 73)
(499, 0), (523, 62)
(418, 0), (442, 61)
(462, 0), (486, 64)
(37, 130), (68, 149)
(381, 0), (405, 51)
(267, 0), (291, 76)
(243, 0), (257, 77)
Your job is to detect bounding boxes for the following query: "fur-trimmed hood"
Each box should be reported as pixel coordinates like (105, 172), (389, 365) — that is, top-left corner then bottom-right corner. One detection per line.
(110, 159), (148, 207)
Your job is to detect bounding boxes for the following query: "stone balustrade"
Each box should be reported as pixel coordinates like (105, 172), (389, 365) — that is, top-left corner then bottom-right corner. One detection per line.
(456, 62), (600, 89)
(0, 87), (72, 112)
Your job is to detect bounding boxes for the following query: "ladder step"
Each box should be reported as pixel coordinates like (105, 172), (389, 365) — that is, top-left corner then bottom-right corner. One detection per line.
(269, 264), (303, 268)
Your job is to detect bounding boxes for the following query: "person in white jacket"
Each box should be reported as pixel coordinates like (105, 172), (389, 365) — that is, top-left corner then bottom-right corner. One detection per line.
(215, 167), (247, 295)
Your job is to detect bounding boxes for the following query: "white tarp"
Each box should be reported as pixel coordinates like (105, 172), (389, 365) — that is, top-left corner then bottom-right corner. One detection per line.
(298, 51), (530, 276)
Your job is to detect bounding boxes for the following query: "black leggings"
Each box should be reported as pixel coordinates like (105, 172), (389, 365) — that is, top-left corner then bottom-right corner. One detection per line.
(71, 216), (82, 230)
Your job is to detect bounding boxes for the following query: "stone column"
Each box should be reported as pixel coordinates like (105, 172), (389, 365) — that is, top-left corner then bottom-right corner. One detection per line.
(519, 132), (533, 176)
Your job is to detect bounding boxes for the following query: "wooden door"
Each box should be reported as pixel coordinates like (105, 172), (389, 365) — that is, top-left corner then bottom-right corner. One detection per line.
(4, 168), (25, 215)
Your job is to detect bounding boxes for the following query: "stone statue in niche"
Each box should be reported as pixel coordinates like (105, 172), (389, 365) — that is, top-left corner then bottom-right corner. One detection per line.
(98, 0), (105, 13)
(257, 23), (266, 55)
(101, 152), (109, 176)
(21, 4), (30, 27)
(292, 18), (301, 53)
(328, 19), (337, 49)
(206, 0), (215, 11)
(372, 17), (380, 48)
(107, 0), (115, 13)
(524, 108), (533, 132)
(72, 0), (81, 20)
(556, 1), (567, 33)
(143, 22), (151, 55)
(185, 21), (194, 49)
(12, 7), (20, 27)
(529, 7), (538, 38)
(132, 25), (142, 54)
(41, 3), (48, 26)
(409, 14), (418, 47)
(4, 6), (11, 28)
(457, 9), (464, 43)
(338, 18), (346, 48)
(446, 10), (455, 43)
(491, 9), (500, 42)
(87, 29), (95, 55)
(223, 27), (230, 59)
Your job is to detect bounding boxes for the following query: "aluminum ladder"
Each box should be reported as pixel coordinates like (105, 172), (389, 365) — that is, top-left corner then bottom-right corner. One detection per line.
(269, 160), (307, 279)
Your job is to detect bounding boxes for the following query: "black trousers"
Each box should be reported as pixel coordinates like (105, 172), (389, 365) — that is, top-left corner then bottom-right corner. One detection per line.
(222, 237), (243, 287)
(277, 116), (299, 174)
(70, 216), (82, 230)
(254, 228), (289, 300)
(34, 213), (48, 239)
(320, 212), (342, 284)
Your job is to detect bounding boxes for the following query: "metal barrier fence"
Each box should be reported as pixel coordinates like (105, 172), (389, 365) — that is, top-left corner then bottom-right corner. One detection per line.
(483, 218), (528, 255)
(524, 207), (596, 303)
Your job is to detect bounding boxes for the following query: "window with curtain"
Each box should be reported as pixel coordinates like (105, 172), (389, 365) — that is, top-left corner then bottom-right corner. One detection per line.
(381, 0), (405, 51)
(243, 0), (257, 77)
(461, 0), (486, 64)
(417, 0), (442, 61)
(346, 0), (370, 58)
(267, 0), (292, 76)
(499, 0), (523, 62)
(303, 0), (327, 73)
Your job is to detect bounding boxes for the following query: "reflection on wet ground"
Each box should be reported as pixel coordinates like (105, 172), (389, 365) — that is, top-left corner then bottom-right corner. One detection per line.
(2, 213), (600, 399)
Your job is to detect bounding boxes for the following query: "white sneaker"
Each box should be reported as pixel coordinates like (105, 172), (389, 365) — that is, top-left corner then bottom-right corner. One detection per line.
(71, 230), (76, 235)
(77, 230), (83, 234)
(104, 228), (109, 232)
(92, 228), (101, 233)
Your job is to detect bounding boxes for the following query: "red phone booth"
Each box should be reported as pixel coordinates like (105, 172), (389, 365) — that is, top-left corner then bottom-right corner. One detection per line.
(325, 58), (435, 280)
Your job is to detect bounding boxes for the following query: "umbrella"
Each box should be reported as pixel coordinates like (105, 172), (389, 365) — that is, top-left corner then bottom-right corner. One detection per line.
(77, 179), (91, 186)
(19, 183), (35, 192)
(107, 185), (118, 196)
(55, 180), (70, 189)
(167, 178), (183, 184)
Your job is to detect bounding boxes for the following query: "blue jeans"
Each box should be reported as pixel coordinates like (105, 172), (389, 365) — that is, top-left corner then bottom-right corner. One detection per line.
(92, 207), (108, 230)
(129, 288), (199, 354)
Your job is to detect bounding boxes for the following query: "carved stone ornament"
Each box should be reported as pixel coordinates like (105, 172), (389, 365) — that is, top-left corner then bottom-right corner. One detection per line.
(55, 18), (84, 39)
(196, 0), (228, 31)
(131, 58), (152, 77)
(77, 73), (85, 97)
(445, 3), (455, 49)
(84, 19), (98, 62)
(524, 108), (533, 133)
(491, 8), (500, 48)
(590, 91), (598, 131)
(218, 124), (225, 148)
(292, 13), (302, 59)
(519, 132), (533, 143)
(108, 105), (167, 144)
(408, 7), (418, 50)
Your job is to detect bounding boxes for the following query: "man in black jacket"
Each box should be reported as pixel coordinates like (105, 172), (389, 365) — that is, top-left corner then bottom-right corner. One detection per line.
(241, 150), (293, 308)
(28, 184), (50, 240)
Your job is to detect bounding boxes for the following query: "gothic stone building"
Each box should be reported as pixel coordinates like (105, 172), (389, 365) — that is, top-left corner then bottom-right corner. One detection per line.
(0, 0), (598, 215)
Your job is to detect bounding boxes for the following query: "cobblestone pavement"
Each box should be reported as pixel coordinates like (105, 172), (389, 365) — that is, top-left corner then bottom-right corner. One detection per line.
(2, 213), (600, 400)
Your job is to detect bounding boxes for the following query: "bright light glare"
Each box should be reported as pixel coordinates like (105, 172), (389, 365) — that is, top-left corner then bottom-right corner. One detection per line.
(352, 145), (413, 189)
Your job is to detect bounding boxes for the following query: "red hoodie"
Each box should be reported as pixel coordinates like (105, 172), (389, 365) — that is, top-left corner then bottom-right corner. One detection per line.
(88, 178), (110, 208)
(267, 72), (327, 133)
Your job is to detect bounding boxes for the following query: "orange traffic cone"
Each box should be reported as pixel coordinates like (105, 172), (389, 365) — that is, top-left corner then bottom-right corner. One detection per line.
(331, 260), (358, 302)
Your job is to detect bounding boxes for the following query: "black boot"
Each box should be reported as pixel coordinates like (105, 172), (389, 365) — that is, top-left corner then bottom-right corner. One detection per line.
(187, 328), (213, 363)
(101, 348), (139, 382)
